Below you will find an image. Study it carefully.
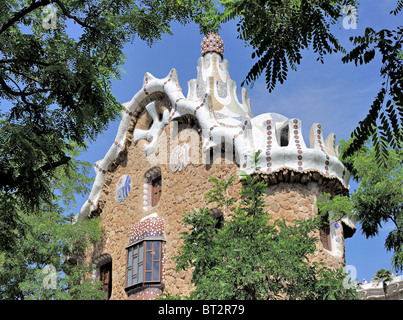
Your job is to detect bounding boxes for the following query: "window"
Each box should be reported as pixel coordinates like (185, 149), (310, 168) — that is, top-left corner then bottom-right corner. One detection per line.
(209, 208), (224, 229)
(126, 240), (162, 288)
(151, 176), (162, 207)
(100, 262), (112, 300)
(280, 125), (289, 147)
(320, 214), (331, 251)
(144, 167), (162, 208)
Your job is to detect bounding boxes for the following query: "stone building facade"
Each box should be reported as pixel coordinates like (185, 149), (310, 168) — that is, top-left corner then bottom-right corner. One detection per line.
(76, 33), (356, 300)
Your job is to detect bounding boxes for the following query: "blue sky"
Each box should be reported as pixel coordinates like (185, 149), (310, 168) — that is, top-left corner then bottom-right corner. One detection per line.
(75, 1), (401, 283)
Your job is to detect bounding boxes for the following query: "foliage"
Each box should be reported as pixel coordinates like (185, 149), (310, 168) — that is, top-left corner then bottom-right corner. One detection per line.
(317, 139), (403, 272)
(374, 268), (393, 283)
(0, 0), (215, 215)
(173, 172), (359, 300)
(209, 1), (402, 164)
(341, 24), (403, 165)
(215, 0), (358, 91)
(0, 2), (216, 298)
(0, 144), (104, 300)
(374, 268), (393, 300)
(0, 213), (104, 300)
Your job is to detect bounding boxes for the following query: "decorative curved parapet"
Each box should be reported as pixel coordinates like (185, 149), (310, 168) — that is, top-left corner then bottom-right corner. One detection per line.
(187, 50), (252, 122)
(249, 114), (350, 187)
(76, 68), (187, 222)
(76, 34), (351, 222)
(358, 275), (403, 300)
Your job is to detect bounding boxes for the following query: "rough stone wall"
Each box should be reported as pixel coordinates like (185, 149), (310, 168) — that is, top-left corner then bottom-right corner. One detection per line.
(84, 118), (346, 300)
(264, 181), (345, 270)
(85, 120), (239, 300)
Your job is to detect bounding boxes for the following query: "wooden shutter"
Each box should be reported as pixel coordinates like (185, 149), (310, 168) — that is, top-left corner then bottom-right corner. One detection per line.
(320, 214), (331, 251)
(144, 241), (161, 283)
(100, 262), (112, 299)
(151, 176), (162, 206)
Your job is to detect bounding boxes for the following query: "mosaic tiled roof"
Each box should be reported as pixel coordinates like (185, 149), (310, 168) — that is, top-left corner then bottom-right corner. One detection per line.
(201, 33), (224, 58)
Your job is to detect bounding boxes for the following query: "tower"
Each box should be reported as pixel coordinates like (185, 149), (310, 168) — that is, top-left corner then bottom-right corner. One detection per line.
(76, 33), (356, 300)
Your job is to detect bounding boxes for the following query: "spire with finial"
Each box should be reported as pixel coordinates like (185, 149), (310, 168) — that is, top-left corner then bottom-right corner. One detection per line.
(201, 32), (224, 59)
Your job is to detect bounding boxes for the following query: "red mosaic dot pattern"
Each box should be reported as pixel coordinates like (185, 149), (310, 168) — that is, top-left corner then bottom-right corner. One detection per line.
(266, 119), (273, 172)
(293, 119), (303, 170)
(129, 217), (165, 245)
(316, 124), (330, 177)
(193, 93), (209, 117)
(128, 287), (163, 300)
(113, 140), (124, 150)
(201, 33), (224, 58)
(143, 73), (150, 96)
(162, 69), (175, 91)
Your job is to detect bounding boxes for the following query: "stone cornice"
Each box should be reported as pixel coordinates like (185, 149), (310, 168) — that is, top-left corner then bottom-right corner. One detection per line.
(252, 167), (349, 196)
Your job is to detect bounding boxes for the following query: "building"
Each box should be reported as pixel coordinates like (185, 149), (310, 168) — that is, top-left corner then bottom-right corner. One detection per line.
(358, 275), (403, 300)
(75, 33), (356, 300)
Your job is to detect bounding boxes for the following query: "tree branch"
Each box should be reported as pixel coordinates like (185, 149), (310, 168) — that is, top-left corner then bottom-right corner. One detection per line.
(0, 65), (42, 85)
(53, 0), (102, 35)
(0, 0), (51, 35)
(0, 58), (51, 67)
(0, 75), (23, 96)
(0, 75), (49, 97)
(39, 155), (71, 173)
(0, 0), (103, 38)
(0, 156), (71, 191)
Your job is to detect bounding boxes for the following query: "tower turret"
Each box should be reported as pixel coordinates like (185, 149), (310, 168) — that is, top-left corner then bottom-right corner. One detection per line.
(187, 33), (253, 128)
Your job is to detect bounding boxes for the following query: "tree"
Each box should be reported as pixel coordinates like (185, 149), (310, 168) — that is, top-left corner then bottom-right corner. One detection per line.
(0, 144), (104, 300)
(374, 268), (393, 300)
(0, 211), (105, 300)
(0, 3), (217, 293)
(173, 166), (359, 299)
(0, 0), (215, 219)
(209, 0), (402, 164)
(341, 23), (403, 165)
(316, 139), (403, 273)
(215, 0), (358, 91)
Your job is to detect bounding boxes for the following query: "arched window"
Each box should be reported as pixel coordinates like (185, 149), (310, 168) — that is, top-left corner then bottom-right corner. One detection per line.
(100, 262), (112, 299)
(320, 213), (331, 251)
(93, 254), (113, 300)
(151, 176), (162, 207)
(143, 167), (162, 208)
(280, 124), (289, 147)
